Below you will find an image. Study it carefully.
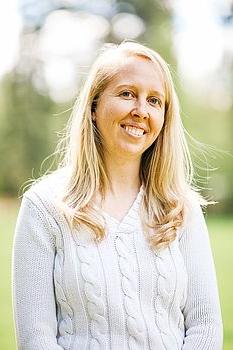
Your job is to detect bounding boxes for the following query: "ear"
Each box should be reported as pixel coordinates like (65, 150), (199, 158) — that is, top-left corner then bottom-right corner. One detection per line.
(91, 98), (97, 121)
(91, 111), (96, 121)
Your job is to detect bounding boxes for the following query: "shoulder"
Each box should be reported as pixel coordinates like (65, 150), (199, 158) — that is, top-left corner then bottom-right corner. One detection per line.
(185, 189), (207, 219)
(22, 167), (69, 216)
(15, 170), (69, 249)
(178, 189), (207, 240)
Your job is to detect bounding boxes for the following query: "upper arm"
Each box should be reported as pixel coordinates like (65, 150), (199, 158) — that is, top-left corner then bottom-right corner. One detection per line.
(12, 193), (63, 349)
(179, 202), (223, 349)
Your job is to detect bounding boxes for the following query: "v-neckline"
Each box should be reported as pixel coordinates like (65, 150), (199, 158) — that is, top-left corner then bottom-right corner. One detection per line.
(98, 185), (144, 225)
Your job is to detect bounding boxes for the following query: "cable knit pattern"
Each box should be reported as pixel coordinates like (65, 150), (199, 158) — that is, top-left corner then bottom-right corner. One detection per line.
(114, 233), (145, 349)
(12, 170), (223, 350)
(75, 239), (108, 349)
(153, 248), (177, 349)
(54, 244), (74, 349)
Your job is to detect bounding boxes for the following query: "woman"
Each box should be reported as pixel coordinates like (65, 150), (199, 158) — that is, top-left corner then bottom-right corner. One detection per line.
(12, 41), (223, 349)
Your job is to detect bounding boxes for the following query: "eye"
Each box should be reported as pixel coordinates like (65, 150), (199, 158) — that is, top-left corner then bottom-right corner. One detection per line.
(120, 90), (134, 98)
(148, 96), (162, 107)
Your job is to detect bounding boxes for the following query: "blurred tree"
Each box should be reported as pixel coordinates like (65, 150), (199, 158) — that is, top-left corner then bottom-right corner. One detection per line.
(0, 0), (232, 213)
(0, 70), (55, 195)
(0, 0), (173, 196)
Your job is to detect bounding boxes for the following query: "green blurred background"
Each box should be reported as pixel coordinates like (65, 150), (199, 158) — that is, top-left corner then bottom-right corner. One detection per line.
(0, 0), (232, 349)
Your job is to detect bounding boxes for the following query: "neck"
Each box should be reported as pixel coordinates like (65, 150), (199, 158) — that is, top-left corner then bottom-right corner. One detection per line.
(103, 153), (141, 197)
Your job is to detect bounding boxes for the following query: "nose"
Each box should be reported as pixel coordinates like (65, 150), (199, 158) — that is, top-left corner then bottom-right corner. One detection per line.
(131, 99), (149, 119)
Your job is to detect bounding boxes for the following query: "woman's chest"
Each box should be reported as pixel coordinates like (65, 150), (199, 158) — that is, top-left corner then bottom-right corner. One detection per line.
(54, 225), (188, 318)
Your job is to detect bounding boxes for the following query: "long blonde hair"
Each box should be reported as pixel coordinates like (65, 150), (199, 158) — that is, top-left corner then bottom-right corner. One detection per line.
(58, 41), (204, 249)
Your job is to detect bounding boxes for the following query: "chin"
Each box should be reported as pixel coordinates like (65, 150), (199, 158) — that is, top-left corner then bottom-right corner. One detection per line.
(117, 144), (146, 158)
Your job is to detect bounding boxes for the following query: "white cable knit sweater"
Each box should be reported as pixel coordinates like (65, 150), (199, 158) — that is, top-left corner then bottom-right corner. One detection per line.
(12, 170), (223, 350)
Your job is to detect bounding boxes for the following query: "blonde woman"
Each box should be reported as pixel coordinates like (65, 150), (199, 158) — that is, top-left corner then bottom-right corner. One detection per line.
(13, 41), (223, 349)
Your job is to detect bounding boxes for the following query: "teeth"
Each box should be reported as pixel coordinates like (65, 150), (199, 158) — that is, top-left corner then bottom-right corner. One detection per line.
(124, 125), (144, 137)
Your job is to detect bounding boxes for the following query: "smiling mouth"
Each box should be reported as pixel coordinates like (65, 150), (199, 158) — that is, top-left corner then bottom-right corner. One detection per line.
(120, 124), (146, 137)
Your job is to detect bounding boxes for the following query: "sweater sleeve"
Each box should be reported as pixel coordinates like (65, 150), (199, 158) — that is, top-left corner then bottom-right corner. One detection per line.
(12, 193), (64, 350)
(179, 202), (223, 350)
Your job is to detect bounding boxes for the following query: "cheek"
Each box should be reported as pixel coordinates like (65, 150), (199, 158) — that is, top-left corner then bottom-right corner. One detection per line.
(98, 112), (115, 132)
(108, 100), (130, 120)
(150, 111), (165, 134)
(95, 108), (117, 136)
(97, 102), (128, 127)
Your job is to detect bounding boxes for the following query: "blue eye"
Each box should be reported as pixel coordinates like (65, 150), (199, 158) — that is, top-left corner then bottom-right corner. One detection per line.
(148, 97), (162, 107)
(120, 91), (134, 98)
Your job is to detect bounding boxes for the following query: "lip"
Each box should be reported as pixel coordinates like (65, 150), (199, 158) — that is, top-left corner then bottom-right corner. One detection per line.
(120, 123), (148, 134)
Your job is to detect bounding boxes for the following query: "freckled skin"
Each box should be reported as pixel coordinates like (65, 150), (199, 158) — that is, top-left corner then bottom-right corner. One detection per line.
(94, 56), (165, 161)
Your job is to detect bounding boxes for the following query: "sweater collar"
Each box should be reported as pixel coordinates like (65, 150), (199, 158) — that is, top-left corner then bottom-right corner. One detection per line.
(103, 185), (144, 234)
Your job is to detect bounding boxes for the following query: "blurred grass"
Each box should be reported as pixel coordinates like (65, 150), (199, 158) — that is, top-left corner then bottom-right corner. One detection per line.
(207, 215), (233, 349)
(0, 199), (19, 350)
(0, 199), (232, 350)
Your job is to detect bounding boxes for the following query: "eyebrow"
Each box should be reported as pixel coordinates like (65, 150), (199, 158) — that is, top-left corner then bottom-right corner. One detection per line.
(115, 84), (165, 101)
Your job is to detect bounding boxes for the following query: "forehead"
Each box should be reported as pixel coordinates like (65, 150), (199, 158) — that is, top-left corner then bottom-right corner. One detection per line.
(105, 56), (165, 93)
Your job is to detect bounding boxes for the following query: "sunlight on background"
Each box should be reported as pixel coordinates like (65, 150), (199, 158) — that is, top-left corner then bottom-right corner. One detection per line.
(38, 9), (145, 102)
(0, 2), (232, 350)
(172, 0), (233, 111)
(4, 0), (230, 203)
(0, 0), (232, 106)
(39, 10), (110, 102)
(174, 0), (227, 77)
(111, 12), (145, 39)
(0, 0), (22, 79)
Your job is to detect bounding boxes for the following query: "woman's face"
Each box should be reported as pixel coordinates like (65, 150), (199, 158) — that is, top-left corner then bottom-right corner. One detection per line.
(93, 56), (165, 161)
